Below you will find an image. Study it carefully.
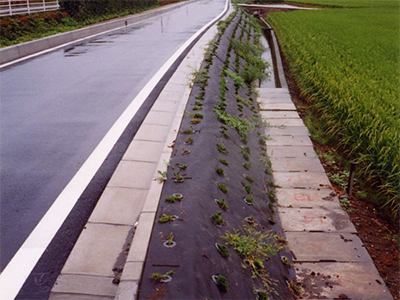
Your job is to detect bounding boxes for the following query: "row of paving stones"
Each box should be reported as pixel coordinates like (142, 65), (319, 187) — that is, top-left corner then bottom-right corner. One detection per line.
(49, 13), (225, 300)
(259, 87), (393, 300)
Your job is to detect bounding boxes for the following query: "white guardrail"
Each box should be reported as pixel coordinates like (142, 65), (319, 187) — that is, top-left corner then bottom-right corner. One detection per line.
(0, 0), (59, 16)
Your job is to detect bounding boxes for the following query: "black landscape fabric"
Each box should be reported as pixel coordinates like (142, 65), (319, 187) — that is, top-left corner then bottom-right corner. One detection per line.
(138, 9), (295, 300)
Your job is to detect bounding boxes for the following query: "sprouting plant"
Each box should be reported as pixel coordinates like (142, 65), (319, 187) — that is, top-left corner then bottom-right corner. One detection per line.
(243, 182), (252, 194)
(268, 190), (276, 202)
(245, 196), (254, 204)
(221, 129), (230, 139)
(221, 227), (285, 278)
(218, 158), (229, 166)
(211, 211), (225, 226)
(241, 136), (248, 144)
(165, 193), (183, 203)
(244, 174), (254, 183)
(254, 289), (270, 300)
(216, 275), (228, 292)
(274, 235), (288, 244)
(288, 280), (301, 296)
(266, 180), (279, 188)
(241, 151), (250, 161)
(178, 163), (187, 170)
(340, 196), (351, 211)
(193, 112), (203, 119)
(151, 269), (174, 282)
(243, 162), (251, 170)
(192, 106), (202, 111)
(216, 198), (229, 210)
(158, 214), (175, 223)
(182, 126), (194, 134)
(268, 202), (275, 213)
(173, 172), (185, 183)
(167, 232), (174, 246)
(195, 101), (203, 106)
(217, 182), (228, 194)
(216, 243), (231, 258)
(196, 91), (205, 100)
(281, 256), (292, 267)
(190, 118), (201, 124)
(185, 135), (194, 144)
(182, 149), (190, 155)
(217, 143), (229, 154)
(157, 170), (167, 182)
(216, 167), (226, 176)
(264, 168), (272, 175)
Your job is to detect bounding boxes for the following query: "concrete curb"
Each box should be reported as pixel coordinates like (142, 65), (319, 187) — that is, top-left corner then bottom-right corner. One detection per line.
(0, 0), (195, 65)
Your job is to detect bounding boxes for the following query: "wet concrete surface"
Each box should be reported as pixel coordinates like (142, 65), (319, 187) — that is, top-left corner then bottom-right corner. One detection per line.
(0, 0), (226, 271)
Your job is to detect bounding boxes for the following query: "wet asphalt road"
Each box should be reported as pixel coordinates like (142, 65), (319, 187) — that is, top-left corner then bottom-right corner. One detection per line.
(0, 0), (226, 271)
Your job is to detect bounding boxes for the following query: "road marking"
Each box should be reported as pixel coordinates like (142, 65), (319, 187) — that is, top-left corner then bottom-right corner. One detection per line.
(0, 0), (228, 298)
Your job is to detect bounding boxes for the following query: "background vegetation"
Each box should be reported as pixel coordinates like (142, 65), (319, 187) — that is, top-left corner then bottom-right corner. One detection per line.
(267, 4), (399, 214)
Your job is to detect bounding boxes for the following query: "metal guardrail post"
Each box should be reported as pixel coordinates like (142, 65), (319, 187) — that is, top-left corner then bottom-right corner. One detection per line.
(8, 0), (12, 15)
(27, 0), (31, 14)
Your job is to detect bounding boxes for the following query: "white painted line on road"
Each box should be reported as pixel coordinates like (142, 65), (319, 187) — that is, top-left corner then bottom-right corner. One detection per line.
(0, 0), (228, 298)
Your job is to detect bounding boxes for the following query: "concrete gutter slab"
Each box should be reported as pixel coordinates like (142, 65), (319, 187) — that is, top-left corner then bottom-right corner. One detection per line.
(274, 172), (331, 188)
(278, 208), (357, 233)
(258, 87), (289, 94)
(50, 294), (113, 300)
(295, 262), (393, 300)
(260, 102), (297, 111)
(271, 157), (325, 172)
(276, 188), (341, 209)
(286, 232), (370, 262)
(266, 135), (313, 146)
(268, 146), (317, 158)
(267, 118), (305, 127)
(265, 126), (310, 136)
(122, 140), (164, 163)
(261, 111), (300, 119)
(107, 161), (156, 189)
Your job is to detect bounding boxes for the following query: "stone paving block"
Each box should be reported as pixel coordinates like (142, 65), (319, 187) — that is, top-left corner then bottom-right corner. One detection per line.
(156, 90), (183, 102)
(108, 161), (156, 189)
(278, 208), (357, 233)
(268, 146), (317, 158)
(260, 111), (300, 119)
(114, 281), (138, 300)
(121, 261), (144, 281)
(276, 188), (341, 209)
(122, 140), (164, 162)
(271, 157), (325, 172)
(274, 172), (331, 189)
(151, 100), (180, 113)
(50, 293), (113, 300)
(144, 111), (175, 126)
(52, 274), (117, 297)
(265, 126), (310, 136)
(61, 223), (131, 277)
(266, 135), (313, 147)
(285, 232), (370, 262)
(142, 180), (164, 213)
(295, 262), (393, 300)
(267, 118), (305, 127)
(134, 123), (170, 142)
(126, 212), (156, 262)
(89, 187), (148, 225)
(259, 102), (297, 111)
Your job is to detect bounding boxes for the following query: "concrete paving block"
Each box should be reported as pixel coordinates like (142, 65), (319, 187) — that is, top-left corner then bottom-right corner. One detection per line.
(50, 293), (113, 300)
(144, 111), (175, 126)
(108, 161), (156, 189)
(164, 82), (187, 93)
(258, 96), (293, 104)
(114, 280), (138, 300)
(266, 135), (313, 147)
(265, 126), (310, 136)
(274, 172), (331, 189)
(261, 111), (300, 119)
(258, 87), (289, 94)
(0, 46), (20, 64)
(121, 261), (144, 281)
(126, 212), (156, 262)
(122, 140), (164, 162)
(151, 100), (180, 113)
(89, 187), (148, 225)
(268, 146), (317, 158)
(286, 232), (370, 262)
(52, 274), (117, 297)
(267, 118), (305, 127)
(142, 180), (164, 213)
(134, 123), (170, 142)
(278, 208), (357, 233)
(271, 157), (325, 172)
(276, 188), (341, 209)
(61, 223), (131, 277)
(295, 262), (393, 300)
(157, 90), (184, 102)
(259, 102), (297, 111)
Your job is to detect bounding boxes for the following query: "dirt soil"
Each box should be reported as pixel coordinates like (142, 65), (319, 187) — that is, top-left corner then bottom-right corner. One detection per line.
(276, 27), (400, 300)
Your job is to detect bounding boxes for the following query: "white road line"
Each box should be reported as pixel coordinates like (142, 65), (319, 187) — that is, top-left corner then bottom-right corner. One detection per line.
(0, 1), (228, 299)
